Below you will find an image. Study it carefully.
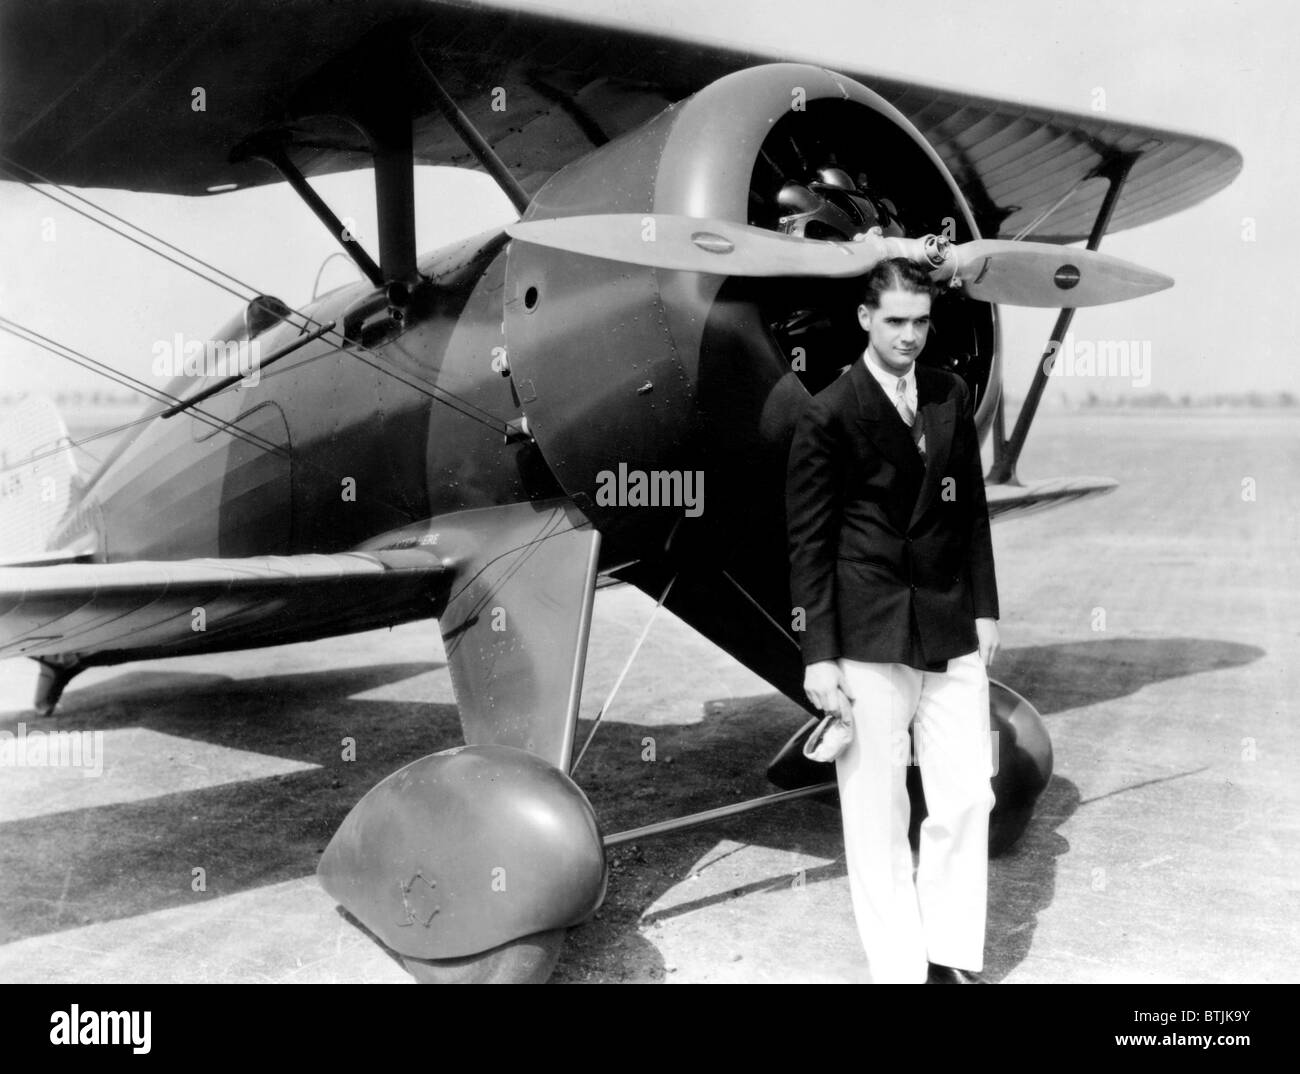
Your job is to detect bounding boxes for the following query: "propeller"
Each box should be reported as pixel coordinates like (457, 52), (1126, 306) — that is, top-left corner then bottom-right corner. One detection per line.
(504, 214), (1173, 307)
(949, 238), (1173, 307)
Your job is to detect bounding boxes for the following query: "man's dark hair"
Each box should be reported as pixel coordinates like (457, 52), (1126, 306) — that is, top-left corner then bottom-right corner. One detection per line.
(861, 257), (935, 310)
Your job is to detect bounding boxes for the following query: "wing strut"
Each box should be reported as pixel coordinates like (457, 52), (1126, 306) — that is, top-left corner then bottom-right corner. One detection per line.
(231, 30), (532, 307)
(231, 26), (426, 296)
(988, 152), (1138, 485)
(239, 134), (385, 288)
(411, 43), (531, 215)
(237, 113), (420, 297)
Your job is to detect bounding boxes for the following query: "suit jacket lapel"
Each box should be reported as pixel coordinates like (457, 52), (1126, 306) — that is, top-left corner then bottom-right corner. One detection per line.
(907, 366), (956, 531)
(849, 358), (925, 477)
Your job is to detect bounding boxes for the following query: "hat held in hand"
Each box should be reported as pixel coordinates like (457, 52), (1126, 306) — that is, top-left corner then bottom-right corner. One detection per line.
(802, 700), (854, 763)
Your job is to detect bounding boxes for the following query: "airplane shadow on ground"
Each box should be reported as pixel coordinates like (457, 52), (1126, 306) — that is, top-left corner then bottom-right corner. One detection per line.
(990, 636), (1263, 717)
(557, 633), (1264, 982)
(0, 662), (459, 948)
(0, 633), (1262, 982)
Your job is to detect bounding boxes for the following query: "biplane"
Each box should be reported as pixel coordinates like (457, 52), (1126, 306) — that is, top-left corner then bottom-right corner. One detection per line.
(0, 0), (1241, 981)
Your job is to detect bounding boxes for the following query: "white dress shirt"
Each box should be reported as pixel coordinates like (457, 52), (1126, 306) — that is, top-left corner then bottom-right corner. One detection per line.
(861, 351), (917, 423)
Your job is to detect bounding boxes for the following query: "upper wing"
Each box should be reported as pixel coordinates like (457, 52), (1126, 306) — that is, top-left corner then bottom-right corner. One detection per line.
(0, 0), (1239, 242)
(0, 549), (449, 660)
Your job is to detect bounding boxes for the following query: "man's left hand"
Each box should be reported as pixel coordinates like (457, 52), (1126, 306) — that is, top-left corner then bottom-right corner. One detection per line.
(976, 618), (999, 667)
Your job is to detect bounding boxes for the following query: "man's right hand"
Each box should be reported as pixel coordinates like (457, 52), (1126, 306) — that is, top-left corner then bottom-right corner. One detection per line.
(804, 660), (853, 720)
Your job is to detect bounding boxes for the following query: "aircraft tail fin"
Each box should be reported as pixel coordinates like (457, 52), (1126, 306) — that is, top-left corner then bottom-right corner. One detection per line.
(0, 396), (82, 565)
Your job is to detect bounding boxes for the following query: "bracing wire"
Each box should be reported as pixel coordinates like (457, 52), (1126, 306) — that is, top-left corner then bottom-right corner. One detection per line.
(0, 155), (511, 435)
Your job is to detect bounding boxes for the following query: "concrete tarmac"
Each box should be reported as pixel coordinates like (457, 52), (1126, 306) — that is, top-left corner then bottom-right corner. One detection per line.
(1, 410), (1296, 983)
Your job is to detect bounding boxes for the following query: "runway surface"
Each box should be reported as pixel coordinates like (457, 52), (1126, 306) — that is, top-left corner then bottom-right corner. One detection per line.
(1, 410), (1296, 983)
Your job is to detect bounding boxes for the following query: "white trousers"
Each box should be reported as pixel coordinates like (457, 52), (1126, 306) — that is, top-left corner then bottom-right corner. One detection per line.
(835, 651), (995, 983)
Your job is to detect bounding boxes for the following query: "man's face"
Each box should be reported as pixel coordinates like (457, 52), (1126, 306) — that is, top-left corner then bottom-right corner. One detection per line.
(858, 288), (932, 375)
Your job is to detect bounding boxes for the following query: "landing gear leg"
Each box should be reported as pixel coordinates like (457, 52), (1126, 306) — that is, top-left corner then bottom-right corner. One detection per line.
(32, 655), (83, 717)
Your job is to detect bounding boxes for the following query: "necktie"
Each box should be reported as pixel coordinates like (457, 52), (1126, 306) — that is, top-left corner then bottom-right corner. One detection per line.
(895, 377), (926, 459)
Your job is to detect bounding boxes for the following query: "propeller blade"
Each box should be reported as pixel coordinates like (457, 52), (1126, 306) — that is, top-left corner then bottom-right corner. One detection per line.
(505, 214), (877, 278)
(505, 214), (1174, 307)
(953, 239), (1174, 307)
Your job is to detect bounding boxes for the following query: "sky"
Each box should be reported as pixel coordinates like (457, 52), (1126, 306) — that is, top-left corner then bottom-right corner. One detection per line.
(1, 0), (1295, 406)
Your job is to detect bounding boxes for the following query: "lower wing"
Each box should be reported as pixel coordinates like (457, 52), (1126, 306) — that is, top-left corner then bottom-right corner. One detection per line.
(985, 475), (1118, 522)
(0, 498), (600, 767)
(0, 549), (452, 661)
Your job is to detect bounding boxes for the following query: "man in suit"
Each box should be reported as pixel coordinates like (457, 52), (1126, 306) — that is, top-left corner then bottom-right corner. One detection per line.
(786, 257), (1000, 985)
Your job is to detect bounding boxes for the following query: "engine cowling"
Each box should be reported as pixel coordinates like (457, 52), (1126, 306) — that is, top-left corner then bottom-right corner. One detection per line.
(504, 62), (995, 562)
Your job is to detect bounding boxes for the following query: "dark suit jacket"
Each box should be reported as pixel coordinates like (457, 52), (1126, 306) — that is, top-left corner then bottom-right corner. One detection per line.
(786, 357), (998, 670)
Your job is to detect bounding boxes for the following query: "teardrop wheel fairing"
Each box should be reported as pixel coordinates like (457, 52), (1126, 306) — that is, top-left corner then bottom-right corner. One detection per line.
(401, 928), (567, 984)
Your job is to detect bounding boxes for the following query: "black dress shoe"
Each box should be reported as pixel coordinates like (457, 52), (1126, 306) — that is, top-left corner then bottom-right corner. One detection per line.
(926, 962), (986, 984)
